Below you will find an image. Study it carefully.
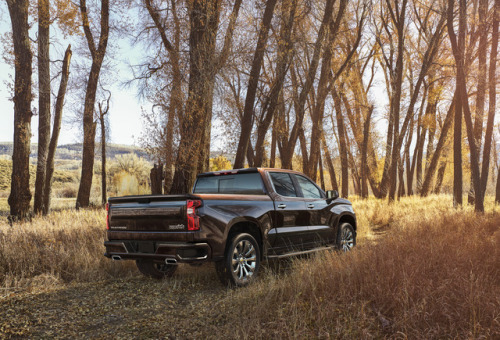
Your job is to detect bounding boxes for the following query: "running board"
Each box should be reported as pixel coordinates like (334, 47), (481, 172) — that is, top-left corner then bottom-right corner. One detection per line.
(266, 245), (336, 260)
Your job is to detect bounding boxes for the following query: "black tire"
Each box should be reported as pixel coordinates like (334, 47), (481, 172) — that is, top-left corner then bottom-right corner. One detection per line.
(215, 233), (260, 287)
(336, 222), (356, 251)
(136, 259), (177, 279)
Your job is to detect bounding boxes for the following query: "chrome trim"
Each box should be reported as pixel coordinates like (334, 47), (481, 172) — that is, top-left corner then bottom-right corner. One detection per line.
(176, 254), (208, 261)
(266, 245), (335, 259)
(111, 207), (181, 217)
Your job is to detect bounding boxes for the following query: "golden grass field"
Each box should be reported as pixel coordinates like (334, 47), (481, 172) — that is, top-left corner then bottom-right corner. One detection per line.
(0, 195), (499, 338)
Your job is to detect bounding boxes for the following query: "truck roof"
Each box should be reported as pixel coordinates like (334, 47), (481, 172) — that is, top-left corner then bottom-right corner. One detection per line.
(196, 167), (305, 177)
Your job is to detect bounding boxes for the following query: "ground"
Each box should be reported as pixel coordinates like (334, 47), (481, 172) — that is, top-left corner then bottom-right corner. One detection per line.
(0, 195), (499, 338)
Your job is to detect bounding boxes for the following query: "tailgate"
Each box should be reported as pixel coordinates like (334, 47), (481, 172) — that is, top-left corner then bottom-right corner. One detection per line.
(108, 195), (194, 232)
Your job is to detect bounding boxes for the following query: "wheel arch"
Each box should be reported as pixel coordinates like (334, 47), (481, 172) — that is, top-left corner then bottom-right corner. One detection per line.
(224, 220), (263, 259)
(338, 213), (357, 231)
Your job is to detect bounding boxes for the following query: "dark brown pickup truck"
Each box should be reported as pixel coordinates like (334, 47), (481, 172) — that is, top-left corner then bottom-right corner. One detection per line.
(104, 168), (356, 286)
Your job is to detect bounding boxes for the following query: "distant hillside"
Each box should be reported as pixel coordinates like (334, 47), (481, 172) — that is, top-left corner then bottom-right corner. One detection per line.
(0, 143), (150, 161)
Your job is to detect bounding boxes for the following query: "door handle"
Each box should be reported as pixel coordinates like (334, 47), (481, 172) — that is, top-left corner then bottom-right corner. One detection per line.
(277, 203), (287, 209)
(307, 204), (315, 209)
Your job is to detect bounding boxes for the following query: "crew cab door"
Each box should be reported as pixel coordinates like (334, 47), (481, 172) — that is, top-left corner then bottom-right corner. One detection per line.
(268, 172), (311, 254)
(292, 174), (333, 246)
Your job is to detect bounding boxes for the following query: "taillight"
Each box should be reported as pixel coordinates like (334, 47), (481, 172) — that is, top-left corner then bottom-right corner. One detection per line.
(187, 200), (202, 231)
(105, 202), (110, 230)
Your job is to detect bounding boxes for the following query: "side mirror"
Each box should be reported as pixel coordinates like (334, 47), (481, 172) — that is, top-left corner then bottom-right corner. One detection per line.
(326, 190), (339, 202)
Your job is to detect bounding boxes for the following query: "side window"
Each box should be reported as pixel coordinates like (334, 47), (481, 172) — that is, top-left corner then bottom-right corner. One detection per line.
(295, 175), (322, 198)
(270, 172), (297, 197)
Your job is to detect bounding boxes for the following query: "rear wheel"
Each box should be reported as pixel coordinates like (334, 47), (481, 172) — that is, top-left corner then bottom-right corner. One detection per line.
(215, 233), (260, 287)
(336, 222), (356, 251)
(136, 259), (177, 279)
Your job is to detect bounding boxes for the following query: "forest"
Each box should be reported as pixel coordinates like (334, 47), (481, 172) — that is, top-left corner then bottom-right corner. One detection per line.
(3, 0), (500, 218)
(1, 0), (500, 338)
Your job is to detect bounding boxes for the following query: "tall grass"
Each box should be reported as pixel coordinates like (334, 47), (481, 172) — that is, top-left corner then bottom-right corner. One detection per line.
(0, 196), (498, 337)
(0, 209), (136, 289)
(222, 196), (500, 338)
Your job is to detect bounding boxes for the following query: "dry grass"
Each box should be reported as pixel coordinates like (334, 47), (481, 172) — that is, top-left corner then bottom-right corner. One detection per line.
(220, 196), (500, 338)
(0, 209), (137, 290)
(0, 195), (499, 338)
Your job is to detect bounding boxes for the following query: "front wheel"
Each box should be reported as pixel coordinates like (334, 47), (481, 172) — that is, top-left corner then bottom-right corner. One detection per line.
(216, 233), (260, 287)
(337, 222), (356, 251)
(136, 259), (177, 279)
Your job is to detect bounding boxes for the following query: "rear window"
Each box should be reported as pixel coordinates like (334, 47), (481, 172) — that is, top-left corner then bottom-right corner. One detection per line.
(193, 173), (265, 195)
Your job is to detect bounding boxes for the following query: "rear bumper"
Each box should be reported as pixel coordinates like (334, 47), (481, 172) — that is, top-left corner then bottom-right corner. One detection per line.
(104, 240), (211, 263)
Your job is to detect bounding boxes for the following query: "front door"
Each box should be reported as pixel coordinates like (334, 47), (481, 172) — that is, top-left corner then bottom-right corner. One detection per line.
(268, 172), (310, 254)
(293, 174), (332, 247)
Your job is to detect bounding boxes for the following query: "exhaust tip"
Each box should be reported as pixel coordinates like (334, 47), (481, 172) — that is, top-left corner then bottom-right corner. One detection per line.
(165, 258), (177, 265)
(111, 255), (122, 261)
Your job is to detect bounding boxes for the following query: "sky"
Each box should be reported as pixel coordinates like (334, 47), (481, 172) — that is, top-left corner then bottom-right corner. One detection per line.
(0, 4), (145, 147)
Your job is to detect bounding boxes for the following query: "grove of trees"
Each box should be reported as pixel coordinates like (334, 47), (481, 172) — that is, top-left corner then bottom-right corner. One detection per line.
(3, 0), (500, 221)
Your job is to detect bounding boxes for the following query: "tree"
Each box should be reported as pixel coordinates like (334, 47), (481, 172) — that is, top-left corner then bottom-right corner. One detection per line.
(170, 0), (242, 194)
(277, 0), (337, 169)
(448, 0), (483, 211)
(170, 0), (222, 194)
(76, 0), (110, 208)
(6, 0), (33, 222)
(98, 89), (110, 205)
(43, 45), (72, 214)
(34, 0), (51, 214)
(479, 0), (499, 204)
(233, 0), (278, 169)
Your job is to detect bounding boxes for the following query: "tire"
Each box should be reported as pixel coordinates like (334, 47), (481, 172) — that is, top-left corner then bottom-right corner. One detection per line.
(336, 222), (356, 251)
(215, 233), (260, 287)
(136, 259), (177, 279)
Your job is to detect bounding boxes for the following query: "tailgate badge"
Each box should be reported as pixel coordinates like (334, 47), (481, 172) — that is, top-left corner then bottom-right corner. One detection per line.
(169, 224), (185, 230)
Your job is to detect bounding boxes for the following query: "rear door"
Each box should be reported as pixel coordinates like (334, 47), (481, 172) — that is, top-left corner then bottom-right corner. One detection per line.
(292, 174), (332, 246)
(268, 172), (311, 254)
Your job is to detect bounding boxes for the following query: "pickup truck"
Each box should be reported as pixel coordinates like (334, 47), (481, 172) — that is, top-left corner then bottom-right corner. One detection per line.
(104, 168), (356, 286)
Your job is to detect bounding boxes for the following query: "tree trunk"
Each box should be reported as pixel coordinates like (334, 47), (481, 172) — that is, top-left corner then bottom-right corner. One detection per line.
(447, 0), (464, 207)
(420, 93), (455, 197)
(433, 161), (447, 194)
(279, 0), (336, 169)
(270, 123), (277, 168)
(34, 0), (51, 214)
(448, 0), (483, 212)
(144, 0), (183, 194)
(319, 152), (325, 191)
(171, 0), (221, 194)
(387, 0), (407, 202)
(496, 166), (500, 204)
(98, 97), (109, 205)
(332, 88), (348, 198)
(397, 158), (405, 199)
(76, 0), (110, 208)
(361, 106), (373, 198)
(409, 84), (428, 195)
(321, 132), (338, 191)
(298, 128), (308, 172)
(6, 0), (33, 222)
(233, 0), (278, 168)
(43, 45), (72, 214)
(150, 164), (163, 195)
(306, 0), (349, 180)
(253, 0), (297, 167)
(479, 0), (499, 202)
(467, 0), (489, 205)
(101, 120), (107, 205)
